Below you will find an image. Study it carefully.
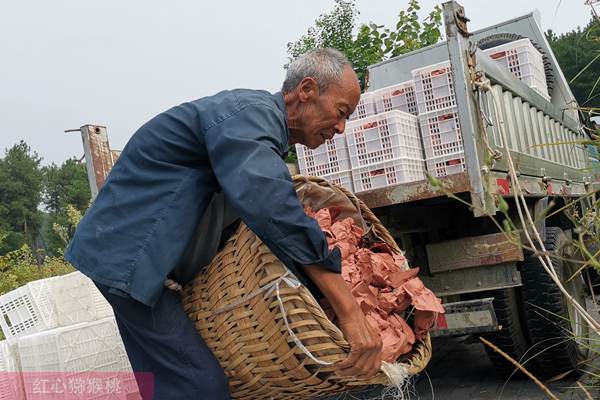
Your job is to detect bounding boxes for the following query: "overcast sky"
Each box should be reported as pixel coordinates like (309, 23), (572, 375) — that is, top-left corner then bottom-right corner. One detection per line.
(0, 0), (594, 165)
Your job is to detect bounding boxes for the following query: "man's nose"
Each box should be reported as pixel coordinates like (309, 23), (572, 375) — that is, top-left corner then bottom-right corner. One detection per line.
(334, 118), (346, 134)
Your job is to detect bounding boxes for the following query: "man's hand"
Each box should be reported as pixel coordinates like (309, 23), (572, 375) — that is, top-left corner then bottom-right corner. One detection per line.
(299, 264), (383, 379)
(335, 310), (383, 379)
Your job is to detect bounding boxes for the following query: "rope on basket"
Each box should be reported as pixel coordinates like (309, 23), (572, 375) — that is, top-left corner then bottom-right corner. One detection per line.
(213, 271), (334, 366)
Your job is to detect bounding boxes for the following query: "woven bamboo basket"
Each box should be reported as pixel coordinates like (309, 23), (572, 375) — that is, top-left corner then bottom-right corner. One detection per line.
(181, 176), (432, 400)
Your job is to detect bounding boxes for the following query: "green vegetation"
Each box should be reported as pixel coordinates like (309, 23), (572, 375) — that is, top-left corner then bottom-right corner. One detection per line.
(547, 18), (600, 110)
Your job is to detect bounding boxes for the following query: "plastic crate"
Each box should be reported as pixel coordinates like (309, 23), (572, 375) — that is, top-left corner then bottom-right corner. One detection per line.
(0, 272), (111, 343)
(296, 134), (350, 176)
(31, 272), (97, 327)
(373, 81), (418, 115)
(0, 341), (25, 400)
(483, 39), (549, 100)
(18, 317), (139, 399)
(426, 152), (466, 177)
(418, 108), (464, 159)
(0, 284), (53, 344)
(348, 92), (377, 121)
(412, 61), (457, 114)
(322, 171), (353, 192)
(345, 110), (423, 169)
(351, 158), (426, 193)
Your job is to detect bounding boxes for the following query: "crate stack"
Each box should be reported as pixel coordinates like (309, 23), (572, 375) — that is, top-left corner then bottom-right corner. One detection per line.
(296, 80), (425, 193)
(345, 111), (425, 192)
(413, 61), (466, 178)
(483, 39), (549, 101)
(296, 39), (550, 191)
(0, 272), (140, 399)
(296, 134), (353, 191)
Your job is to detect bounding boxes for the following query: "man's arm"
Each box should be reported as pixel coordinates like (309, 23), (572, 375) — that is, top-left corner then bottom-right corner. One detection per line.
(204, 102), (382, 377)
(300, 265), (382, 378)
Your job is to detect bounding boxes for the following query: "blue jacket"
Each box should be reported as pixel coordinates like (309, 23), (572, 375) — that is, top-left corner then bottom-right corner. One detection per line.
(65, 89), (341, 306)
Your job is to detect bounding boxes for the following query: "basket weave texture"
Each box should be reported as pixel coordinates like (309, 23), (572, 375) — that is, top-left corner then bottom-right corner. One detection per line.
(181, 176), (432, 400)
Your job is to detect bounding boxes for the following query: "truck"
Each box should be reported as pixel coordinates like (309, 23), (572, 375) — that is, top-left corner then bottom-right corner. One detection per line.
(68, 1), (599, 379)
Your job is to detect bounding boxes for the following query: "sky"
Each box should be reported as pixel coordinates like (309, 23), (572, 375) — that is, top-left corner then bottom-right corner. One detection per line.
(0, 0), (594, 165)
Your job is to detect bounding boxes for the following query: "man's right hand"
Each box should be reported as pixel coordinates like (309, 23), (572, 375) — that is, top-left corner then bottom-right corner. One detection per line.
(335, 309), (383, 379)
(298, 263), (383, 379)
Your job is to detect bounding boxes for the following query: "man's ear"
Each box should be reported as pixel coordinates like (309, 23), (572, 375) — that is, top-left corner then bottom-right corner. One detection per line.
(298, 77), (319, 102)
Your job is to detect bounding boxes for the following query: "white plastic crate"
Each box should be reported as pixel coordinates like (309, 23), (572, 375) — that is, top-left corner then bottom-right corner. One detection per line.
(418, 107), (464, 159)
(296, 134), (350, 176)
(483, 39), (549, 100)
(373, 81), (418, 115)
(0, 284), (53, 344)
(351, 158), (426, 193)
(322, 171), (353, 192)
(0, 272), (112, 343)
(426, 152), (466, 177)
(348, 92), (377, 120)
(0, 341), (25, 400)
(18, 317), (139, 399)
(412, 61), (457, 114)
(345, 110), (423, 169)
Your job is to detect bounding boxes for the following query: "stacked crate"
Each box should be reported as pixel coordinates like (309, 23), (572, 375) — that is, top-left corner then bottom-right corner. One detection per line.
(18, 318), (139, 400)
(297, 80), (426, 193)
(412, 61), (466, 177)
(295, 134), (353, 191)
(0, 272), (114, 344)
(0, 272), (140, 399)
(346, 111), (425, 192)
(483, 39), (549, 101)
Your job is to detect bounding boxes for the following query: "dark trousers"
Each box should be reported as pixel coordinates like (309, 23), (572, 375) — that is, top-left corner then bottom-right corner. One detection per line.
(94, 282), (231, 400)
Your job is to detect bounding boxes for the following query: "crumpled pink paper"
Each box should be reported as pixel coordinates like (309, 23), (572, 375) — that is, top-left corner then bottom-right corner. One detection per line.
(307, 207), (444, 362)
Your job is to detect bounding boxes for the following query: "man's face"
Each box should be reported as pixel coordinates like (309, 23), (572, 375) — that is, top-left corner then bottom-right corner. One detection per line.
(294, 66), (361, 149)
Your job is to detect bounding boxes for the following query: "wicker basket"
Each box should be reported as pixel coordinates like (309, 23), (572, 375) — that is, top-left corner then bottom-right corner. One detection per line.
(181, 176), (432, 400)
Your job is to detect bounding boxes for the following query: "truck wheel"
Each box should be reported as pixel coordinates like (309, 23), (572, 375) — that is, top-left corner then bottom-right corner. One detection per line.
(482, 288), (531, 375)
(521, 227), (589, 378)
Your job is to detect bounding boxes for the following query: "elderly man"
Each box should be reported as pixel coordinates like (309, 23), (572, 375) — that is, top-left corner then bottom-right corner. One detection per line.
(65, 48), (383, 399)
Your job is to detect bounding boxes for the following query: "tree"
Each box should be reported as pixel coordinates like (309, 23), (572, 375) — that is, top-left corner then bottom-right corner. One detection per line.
(286, 0), (442, 90)
(0, 141), (44, 254)
(42, 159), (90, 255)
(547, 18), (600, 110)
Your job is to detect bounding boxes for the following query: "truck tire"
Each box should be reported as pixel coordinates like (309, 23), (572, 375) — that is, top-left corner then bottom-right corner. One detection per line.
(520, 227), (589, 378)
(477, 33), (555, 98)
(482, 288), (531, 376)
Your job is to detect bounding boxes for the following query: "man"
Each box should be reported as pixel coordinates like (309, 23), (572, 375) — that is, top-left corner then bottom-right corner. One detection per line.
(65, 48), (383, 399)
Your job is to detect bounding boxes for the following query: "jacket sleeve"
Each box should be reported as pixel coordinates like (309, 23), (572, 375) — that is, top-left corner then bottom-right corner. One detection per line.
(203, 103), (341, 276)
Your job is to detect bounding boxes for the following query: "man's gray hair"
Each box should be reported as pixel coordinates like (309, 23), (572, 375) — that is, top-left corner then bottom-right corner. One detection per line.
(282, 48), (351, 94)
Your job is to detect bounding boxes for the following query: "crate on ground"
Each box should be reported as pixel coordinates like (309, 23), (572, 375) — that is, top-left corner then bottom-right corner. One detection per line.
(352, 158), (426, 193)
(483, 38), (549, 100)
(412, 61), (457, 114)
(426, 152), (466, 177)
(0, 341), (25, 400)
(0, 272), (112, 343)
(322, 170), (353, 192)
(348, 91), (377, 120)
(296, 134), (350, 176)
(345, 110), (423, 169)
(418, 107), (464, 159)
(372, 81), (418, 115)
(0, 283), (54, 344)
(18, 317), (139, 399)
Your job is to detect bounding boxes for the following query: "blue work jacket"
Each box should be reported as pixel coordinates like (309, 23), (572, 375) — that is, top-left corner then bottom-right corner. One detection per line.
(65, 90), (341, 306)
